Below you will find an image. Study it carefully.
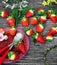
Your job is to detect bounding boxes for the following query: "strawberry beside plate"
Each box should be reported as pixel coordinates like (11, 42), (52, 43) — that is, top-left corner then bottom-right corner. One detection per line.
(0, 27), (29, 64)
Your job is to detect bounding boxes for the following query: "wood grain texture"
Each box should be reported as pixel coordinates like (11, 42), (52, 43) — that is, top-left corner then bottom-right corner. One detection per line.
(0, 0), (57, 65)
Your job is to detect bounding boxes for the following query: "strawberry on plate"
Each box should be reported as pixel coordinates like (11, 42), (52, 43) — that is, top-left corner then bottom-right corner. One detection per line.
(30, 17), (38, 25)
(0, 28), (5, 34)
(21, 17), (29, 27)
(32, 32), (46, 44)
(25, 9), (34, 18)
(8, 51), (19, 61)
(0, 10), (9, 18)
(17, 43), (26, 54)
(36, 23), (45, 33)
(25, 27), (34, 36)
(9, 27), (16, 36)
(7, 16), (16, 27)
(38, 7), (45, 15)
(46, 34), (53, 42)
(40, 15), (47, 23)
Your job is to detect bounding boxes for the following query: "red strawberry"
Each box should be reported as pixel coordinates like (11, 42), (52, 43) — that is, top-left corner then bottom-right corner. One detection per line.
(25, 27), (34, 36)
(26, 9), (34, 18)
(47, 26), (57, 36)
(46, 34), (53, 42)
(7, 16), (16, 27)
(0, 10), (9, 18)
(36, 34), (45, 44)
(0, 28), (5, 34)
(32, 32), (46, 44)
(9, 27), (16, 36)
(47, 11), (51, 18)
(18, 43), (26, 54)
(40, 15), (47, 23)
(36, 23), (45, 33)
(21, 17), (29, 27)
(38, 7), (45, 15)
(30, 17), (38, 25)
(50, 14), (57, 23)
(8, 51), (20, 60)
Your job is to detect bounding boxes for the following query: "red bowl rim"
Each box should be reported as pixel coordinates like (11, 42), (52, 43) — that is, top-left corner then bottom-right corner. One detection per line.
(0, 27), (30, 64)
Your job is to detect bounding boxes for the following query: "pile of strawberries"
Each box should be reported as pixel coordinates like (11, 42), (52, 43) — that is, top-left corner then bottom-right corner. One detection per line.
(0, 8), (57, 44)
(0, 10), (17, 36)
(21, 7), (57, 44)
(0, 10), (28, 61)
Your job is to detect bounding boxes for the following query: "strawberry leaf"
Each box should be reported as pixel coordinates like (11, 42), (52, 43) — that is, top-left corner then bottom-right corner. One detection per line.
(12, 8), (20, 27)
(33, 39), (37, 43)
(11, 7), (34, 27)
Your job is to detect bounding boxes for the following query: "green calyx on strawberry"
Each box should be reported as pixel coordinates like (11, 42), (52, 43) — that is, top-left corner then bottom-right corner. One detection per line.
(30, 17), (38, 25)
(40, 15), (47, 23)
(7, 16), (16, 27)
(48, 26), (57, 36)
(36, 23), (45, 33)
(48, 9), (55, 14)
(26, 9), (34, 18)
(17, 43), (26, 54)
(25, 27), (34, 36)
(47, 9), (56, 18)
(21, 17), (29, 27)
(46, 34), (53, 42)
(38, 7), (45, 15)
(8, 51), (19, 60)
(0, 10), (9, 18)
(32, 32), (46, 44)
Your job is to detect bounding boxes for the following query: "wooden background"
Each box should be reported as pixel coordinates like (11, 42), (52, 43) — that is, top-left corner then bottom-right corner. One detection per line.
(0, 0), (57, 65)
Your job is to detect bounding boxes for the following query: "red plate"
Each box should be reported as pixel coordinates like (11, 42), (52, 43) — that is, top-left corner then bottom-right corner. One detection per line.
(0, 27), (30, 64)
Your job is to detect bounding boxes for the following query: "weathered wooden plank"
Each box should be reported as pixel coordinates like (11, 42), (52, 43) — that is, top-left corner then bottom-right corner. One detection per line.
(0, 0), (57, 65)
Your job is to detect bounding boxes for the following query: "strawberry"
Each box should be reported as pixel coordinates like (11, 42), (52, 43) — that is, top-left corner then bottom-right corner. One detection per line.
(32, 32), (46, 44)
(9, 27), (16, 36)
(25, 27), (34, 36)
(7, 16), (16, 27)
(26, 9), (34, 18)
(46, 34), (53, 42)
(50, 14), (57, 23)
(38, 7), (45, 15)
(18, 43), (26, 54)
(47, 9), (55, 18)
(40, 15), (47, 23)
(30, 17), (38, 25)
(21, 17), (29, 27)
(47, 11), (51, 18)
(8, 51), (19, 60)
(47, 26), (57, 36)
(36, 23), (45, 33)
(0, 10), (9, 18)
(0, 28), (5, 34)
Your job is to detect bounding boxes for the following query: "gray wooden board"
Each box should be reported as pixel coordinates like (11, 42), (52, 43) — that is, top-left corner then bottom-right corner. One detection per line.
(0, 0), (57, 65)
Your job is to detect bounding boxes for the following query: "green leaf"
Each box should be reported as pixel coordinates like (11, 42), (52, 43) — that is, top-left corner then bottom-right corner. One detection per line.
(11, 8), (20, 27)
(11, 7), (34, 27)
(33, 39), (37, 43)
(25, 27), (32, 32)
